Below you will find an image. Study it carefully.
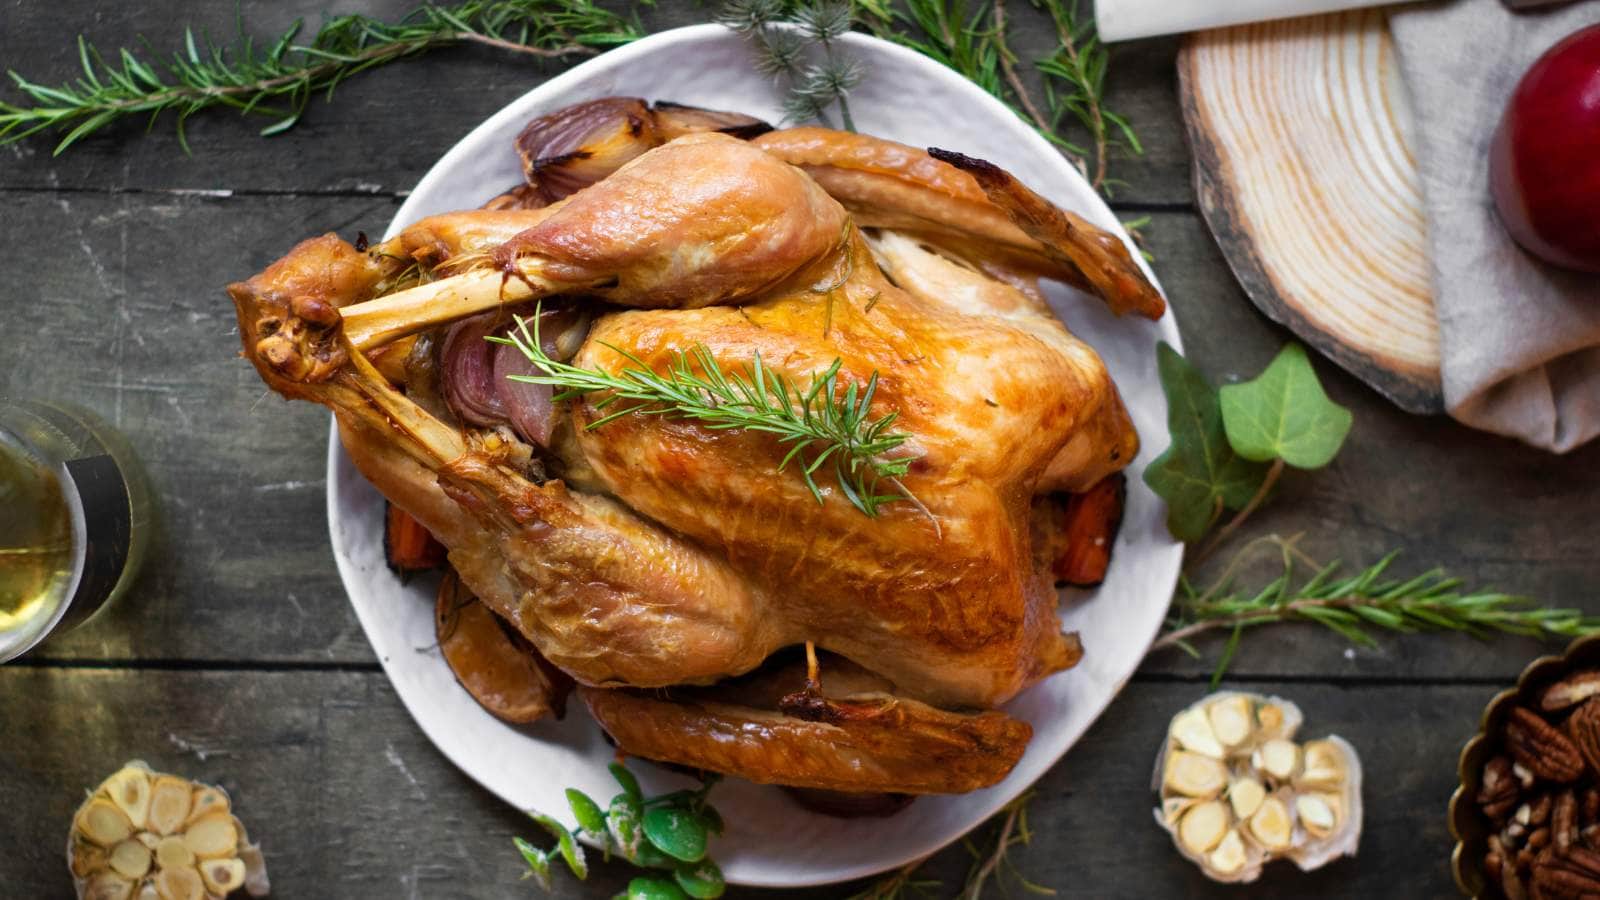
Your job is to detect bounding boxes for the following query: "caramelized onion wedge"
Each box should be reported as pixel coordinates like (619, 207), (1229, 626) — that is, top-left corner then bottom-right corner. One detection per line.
(651, 100), (772, 141)
(436, 570), (571, 724)
(515, 97), (773, 203)
(581, 661), (1031, 795)
(927, 148), (1165, 320)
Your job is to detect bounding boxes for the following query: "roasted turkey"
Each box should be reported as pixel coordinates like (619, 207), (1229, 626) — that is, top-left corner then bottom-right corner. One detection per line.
(228, 98), (1163, 797)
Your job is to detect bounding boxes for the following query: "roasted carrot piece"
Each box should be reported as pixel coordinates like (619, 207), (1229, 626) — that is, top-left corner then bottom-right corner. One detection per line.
(384, 502), (447, 573)
(1053, 473), (1126, 588)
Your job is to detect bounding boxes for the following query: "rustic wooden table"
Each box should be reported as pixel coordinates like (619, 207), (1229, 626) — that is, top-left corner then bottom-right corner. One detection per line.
(4, 2), (1597, 897)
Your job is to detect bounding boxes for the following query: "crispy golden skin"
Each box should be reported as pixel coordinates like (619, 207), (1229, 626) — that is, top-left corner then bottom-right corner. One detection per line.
(228, 125), (1153, 794)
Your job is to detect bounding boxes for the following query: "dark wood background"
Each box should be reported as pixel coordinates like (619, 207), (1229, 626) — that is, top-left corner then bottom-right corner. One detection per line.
(3, 2), (1596, 897)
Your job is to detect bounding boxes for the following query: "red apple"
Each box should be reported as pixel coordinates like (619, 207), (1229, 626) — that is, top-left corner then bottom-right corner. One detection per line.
(1488, 23), (1600, 274)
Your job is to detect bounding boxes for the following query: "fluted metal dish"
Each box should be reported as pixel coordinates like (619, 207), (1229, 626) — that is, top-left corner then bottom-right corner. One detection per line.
(1450, 633), (1600, 896)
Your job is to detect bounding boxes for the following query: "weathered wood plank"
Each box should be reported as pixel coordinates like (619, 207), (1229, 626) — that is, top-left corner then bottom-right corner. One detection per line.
(4, 193), (1595, 679)
(1, 190), (391, 663)
(0, 2), (1195, 206)
(0, 669), (1494, 897)
(1138, 212), (1600, 681)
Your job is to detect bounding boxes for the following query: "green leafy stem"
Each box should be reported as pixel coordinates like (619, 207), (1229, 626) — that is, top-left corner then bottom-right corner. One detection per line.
(495, 311), (924, 520)
(0, 0), (641, 154)
(516, 762), (727, 899)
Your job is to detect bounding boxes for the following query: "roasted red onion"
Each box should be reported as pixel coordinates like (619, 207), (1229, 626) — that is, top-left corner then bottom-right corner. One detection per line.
(493, 342), (555, 448)
(440, 314), (506, 427)
(514, 97), (773, 203)
(439, 306), (591, 448)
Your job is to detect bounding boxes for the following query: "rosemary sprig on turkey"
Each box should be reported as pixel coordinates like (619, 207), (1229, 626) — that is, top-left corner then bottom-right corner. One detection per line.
(495, 309), (923, 519)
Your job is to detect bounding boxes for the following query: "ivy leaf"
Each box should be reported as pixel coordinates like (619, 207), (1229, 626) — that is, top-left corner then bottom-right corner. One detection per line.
(1219, 343), (1353, 468)
(1143, 343), (1268, 541)
(674, 859), (727, 898)
(642, 806), (709, 863)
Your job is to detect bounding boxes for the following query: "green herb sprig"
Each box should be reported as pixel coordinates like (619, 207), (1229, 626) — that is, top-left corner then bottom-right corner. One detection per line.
(720, 0), (865, 129)
(495, 311), (923, 519)
(1153, 534), (1600, 685)
(0, 0), (639, 154)
(516, 761), (727, 899)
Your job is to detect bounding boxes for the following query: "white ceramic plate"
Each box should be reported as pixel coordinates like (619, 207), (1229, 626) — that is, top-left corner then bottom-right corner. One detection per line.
(325, 24), (1183, 888)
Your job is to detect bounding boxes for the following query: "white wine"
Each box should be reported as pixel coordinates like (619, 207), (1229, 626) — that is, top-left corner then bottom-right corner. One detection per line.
(0, 400), (149, 660)
(0, 434), (77, 639)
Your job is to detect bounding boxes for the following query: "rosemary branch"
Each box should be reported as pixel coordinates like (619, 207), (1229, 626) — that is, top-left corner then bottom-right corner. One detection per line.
(0, 0), (640, 154)
(495, 311), (923, 519)
(1153, 535), (1600, 682)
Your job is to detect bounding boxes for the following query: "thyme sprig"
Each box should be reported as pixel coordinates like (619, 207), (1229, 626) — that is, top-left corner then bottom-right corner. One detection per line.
(1152, 534), (1600, 684)
(496, 310), (922, 519)
(0, 0), (639, 154)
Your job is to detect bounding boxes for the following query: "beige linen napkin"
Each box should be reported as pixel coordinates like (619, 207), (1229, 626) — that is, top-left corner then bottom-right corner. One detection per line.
(1389, 0), (1600, 452)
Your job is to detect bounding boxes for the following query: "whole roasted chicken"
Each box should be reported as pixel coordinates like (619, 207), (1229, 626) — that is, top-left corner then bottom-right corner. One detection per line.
(229, 98), (1163, 797)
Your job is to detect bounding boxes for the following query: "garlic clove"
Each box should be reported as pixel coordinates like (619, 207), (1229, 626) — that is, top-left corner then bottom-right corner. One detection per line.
(1161, 795), (1197, 826)
(154, 865), (204, 900)
(1253, 739), (1301, 782)
(1298, 739), (1347, 790)
(1208, 828), (1249, 876)
(82, 873), (134, 900)
(154, 836), (194, 871)
(1256, 703), (1288, 738)
(182, 813), (237, 860)
(1179, 800), (1231, 855)
(102, 767), (152, 831)
(78, 800), (135, 848)
(1208, 696), (1254, 749)
(146, 778), (193, 837)
(199, 858), (247, 895)
(1296, 793), (1341, 839)
(1228, 777), (1266, 820)
(107, 839), (152, 881)
(1171, 708), (1226, 758)
(1164, 751), (1229, 799)
(1248, 796), (1293, 851)
(186, 787), (228, 826)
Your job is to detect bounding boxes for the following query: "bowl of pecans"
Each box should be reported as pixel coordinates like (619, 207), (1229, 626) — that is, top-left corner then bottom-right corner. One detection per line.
(1451, 633), (1600, 898)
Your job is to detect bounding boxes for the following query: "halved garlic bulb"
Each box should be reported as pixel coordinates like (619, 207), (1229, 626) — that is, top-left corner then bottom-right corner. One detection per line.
(1152, 693), (1362, 883)
(67, 761), (269, 900)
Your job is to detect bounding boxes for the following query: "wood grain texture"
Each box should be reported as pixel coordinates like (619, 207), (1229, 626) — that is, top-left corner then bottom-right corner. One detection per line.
(1, 3), (1598, 897)
(0, 669), (1498, 898)
(1179, 10), (1444, 414)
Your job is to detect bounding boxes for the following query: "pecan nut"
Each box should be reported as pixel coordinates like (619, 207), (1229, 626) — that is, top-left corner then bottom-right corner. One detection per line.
(1557, 790), (1580, 854)
(1543, 670), (1600, 712)
(1508, 706), (1587, 783)
(1533, 846), (1600, 898)
(1482, 755), (1523, 819)
(1569, 698), (1600, 779)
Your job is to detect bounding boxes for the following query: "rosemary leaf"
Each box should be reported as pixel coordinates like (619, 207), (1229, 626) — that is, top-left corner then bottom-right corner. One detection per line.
(497, 310), (922, 519)
(0, 0), (641, 154)
(1151, 535), (1600, 680)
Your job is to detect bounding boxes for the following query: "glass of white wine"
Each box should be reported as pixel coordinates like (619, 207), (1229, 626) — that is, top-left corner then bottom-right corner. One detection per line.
(0, 399), (150, 661)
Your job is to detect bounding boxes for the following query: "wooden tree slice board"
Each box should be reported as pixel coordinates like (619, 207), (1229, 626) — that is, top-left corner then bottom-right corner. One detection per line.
(1178, 9), (1444, 414)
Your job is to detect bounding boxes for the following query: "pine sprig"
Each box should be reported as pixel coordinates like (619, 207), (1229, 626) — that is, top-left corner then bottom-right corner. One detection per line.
(495, 311), (923, 519)
(1152, 535), (1600, 683)
(0, 0), (640, 154)
(724, 0), (864, 130)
